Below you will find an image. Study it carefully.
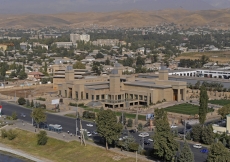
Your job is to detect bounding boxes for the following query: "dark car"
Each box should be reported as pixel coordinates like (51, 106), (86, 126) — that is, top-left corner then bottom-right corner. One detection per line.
(129, 129), (136, 133)
(200, 149), (208, 153)
(144, 140), (150, 145)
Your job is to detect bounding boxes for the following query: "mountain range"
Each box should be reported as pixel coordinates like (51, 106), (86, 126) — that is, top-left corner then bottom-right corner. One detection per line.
(1, 9), (230, 29)
(0, 0), (228, 14)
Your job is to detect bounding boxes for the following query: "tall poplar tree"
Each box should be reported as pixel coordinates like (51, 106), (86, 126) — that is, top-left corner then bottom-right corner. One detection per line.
(199, 85), (208, 125)
(178, 141), (194, 162)
(153, 109), (178, 161)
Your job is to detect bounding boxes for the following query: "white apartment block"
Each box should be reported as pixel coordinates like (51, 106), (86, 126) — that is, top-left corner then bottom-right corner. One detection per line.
(70, 34), (90, 43)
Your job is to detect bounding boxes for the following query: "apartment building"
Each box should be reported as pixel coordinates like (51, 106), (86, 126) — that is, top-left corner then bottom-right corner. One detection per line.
(70, 34), (90, 43)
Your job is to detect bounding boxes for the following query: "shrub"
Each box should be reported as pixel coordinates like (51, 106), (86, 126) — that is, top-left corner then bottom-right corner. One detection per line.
(83, 111), (95, 119)
(11, 112), (17, 120)
(36, 97), (46, 101)
(1, 129), (8, 138)
(69, 102), (78, 106)
(18, 97), (26, 105)
(128, 142), (139, 152)
(138, 123), (143, 131)
(7, 129), (18, 140)
(127, 119), (133, 127)
(37, 131), (48, 145)
(39, 104), (46, 109)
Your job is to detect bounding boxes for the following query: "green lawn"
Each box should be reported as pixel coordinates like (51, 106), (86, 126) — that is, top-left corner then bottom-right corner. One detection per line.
(208, 99), (230, 106)
(164, 103), (201, 115)
(0, 129), (146, 162)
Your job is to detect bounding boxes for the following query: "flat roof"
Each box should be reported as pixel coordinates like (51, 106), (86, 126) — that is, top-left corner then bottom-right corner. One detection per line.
(124, 81), (172, 88)
(85, 84), (109, 90)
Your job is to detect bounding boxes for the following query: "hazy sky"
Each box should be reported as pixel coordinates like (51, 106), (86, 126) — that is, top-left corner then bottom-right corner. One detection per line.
(0, 0), (228, 14)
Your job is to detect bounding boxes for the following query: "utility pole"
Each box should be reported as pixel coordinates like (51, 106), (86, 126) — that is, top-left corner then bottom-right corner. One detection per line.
(184, 120), (187, 141)
(80, 119), (86, 146)
(14, 91), (16, 103)
(76, 105), (78, 135)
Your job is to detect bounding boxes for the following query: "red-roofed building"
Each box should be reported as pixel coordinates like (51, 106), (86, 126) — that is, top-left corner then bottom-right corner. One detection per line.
(27, 72), (44, 81)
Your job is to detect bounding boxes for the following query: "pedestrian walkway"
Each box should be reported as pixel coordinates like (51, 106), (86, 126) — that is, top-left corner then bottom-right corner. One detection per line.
(5, 121), (154, 162)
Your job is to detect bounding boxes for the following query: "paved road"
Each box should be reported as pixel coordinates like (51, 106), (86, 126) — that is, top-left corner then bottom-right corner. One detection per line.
(1, 101), (208, 162)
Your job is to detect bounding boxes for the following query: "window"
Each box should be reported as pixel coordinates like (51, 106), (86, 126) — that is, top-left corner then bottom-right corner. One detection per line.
(139, 95), (143, 100)
(86, 93), (88, 99)
(92, 95), (94, 100)
(96, 95), (99, 100)
(101, 95), (104, 100)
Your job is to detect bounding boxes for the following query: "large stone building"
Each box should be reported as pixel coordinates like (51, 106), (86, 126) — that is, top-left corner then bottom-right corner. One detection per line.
(57, 64), (187, 109)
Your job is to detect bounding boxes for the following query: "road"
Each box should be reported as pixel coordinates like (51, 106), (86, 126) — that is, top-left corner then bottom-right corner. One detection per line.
(1, 101), (208, 162)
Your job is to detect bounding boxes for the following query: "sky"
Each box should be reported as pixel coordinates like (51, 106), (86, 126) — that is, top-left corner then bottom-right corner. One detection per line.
(0, 0), (229, 14)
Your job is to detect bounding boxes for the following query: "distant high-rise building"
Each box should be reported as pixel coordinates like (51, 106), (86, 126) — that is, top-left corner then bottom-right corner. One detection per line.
(70, 34), (90, 43)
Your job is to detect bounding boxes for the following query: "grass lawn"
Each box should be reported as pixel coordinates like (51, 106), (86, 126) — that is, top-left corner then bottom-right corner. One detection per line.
(164, 103), (200, 115)
(208, 99), (230, 106)
(0, 129), (146, 162)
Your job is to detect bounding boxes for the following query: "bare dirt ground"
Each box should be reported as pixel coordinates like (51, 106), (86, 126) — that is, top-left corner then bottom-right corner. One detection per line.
(0, 85), (54, 98)
(175, 51), (230, 63)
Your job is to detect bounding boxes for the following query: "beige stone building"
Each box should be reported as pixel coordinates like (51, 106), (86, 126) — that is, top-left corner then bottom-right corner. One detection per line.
(213, 114), (230, 134)
(57, 64), (187, 108)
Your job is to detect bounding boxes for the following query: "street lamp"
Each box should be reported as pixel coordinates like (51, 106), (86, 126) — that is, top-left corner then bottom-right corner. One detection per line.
(76, 105), (78, 135)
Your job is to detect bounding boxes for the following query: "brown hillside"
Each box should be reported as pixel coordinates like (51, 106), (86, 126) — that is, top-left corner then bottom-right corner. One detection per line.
(1, 9), (230, 29)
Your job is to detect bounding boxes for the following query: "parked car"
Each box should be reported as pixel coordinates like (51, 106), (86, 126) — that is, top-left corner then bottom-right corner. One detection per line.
(87, 132), (92, 137)
(200, 149), (208, 153)
(123, 136), (128, 140)
(193, 144), (202, 149)
(171, 125), (178, 128)
(129, 129), (136, 133)
(21, 113), (26, 117)
(148, 138), (153, 142)
(144, 140), (151, 145)
(92, 131), (98, 135)
(138, 132), (149, 137)
(86, 124), (93, 127)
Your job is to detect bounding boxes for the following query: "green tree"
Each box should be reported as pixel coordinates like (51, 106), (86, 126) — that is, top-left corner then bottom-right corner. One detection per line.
(96, 109), (123, 150)
(218, 104), (230, 119)
(207, 142), (230, 162)
(178, 141), (194, 162)
(136, 56), (145, 66)
(73, 61), (86, 69)
(11, 112), (18, 120)
(18, 97), (26, 105)
(127, 119), (133, 127)
(95, 53), (104, 58)
(37, 131), (48, 145)
(105, 58), (110, 65)
(31, 100), (34, 107)
(31, 108), (46, 129)
(153, 108), (178, 161)
(199, 86), (208, 125)
(201, 125), (214, 145)
(191, 124), (202, 142)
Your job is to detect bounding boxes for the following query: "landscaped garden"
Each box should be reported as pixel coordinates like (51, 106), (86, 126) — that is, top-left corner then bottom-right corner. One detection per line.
(164, 103), (213, 115)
